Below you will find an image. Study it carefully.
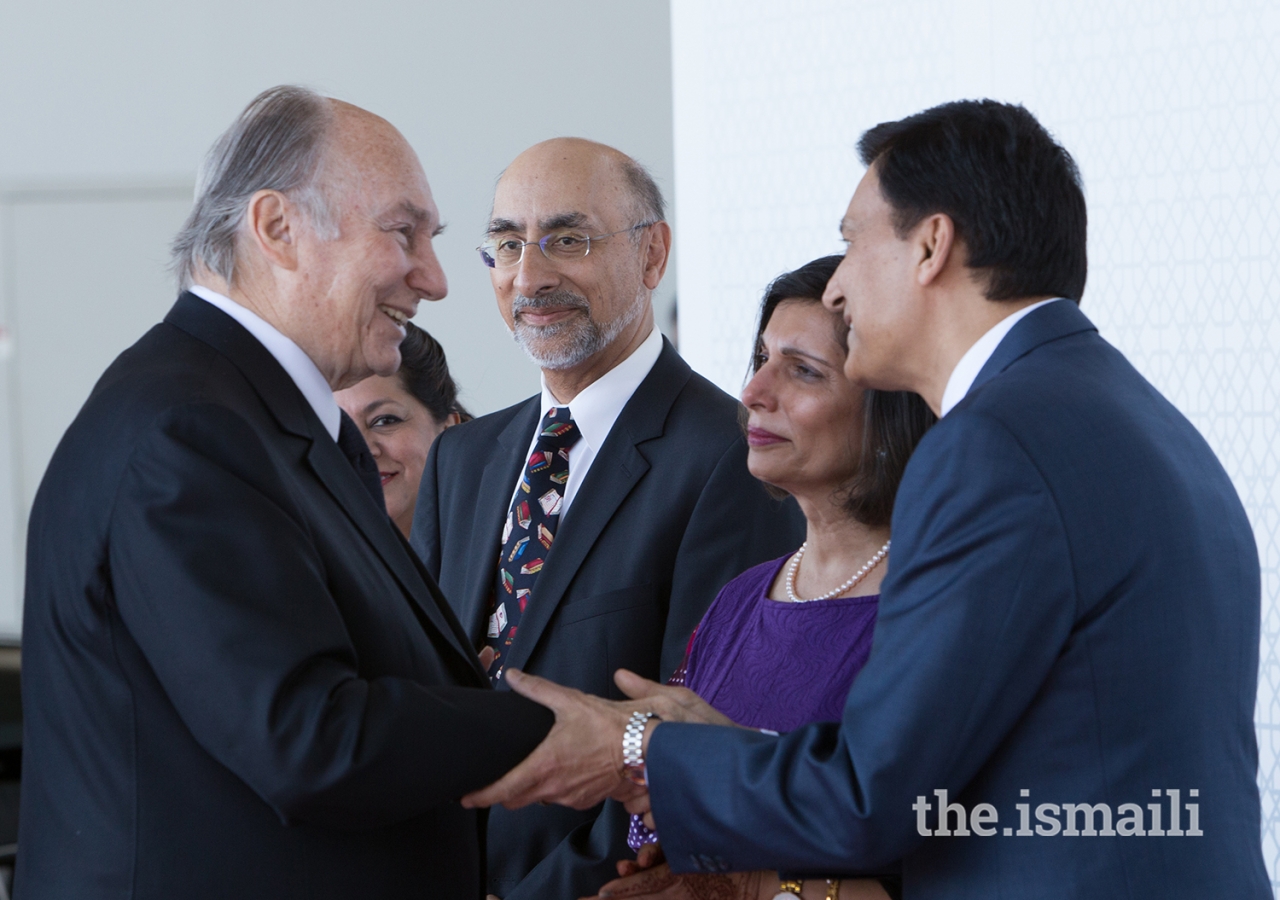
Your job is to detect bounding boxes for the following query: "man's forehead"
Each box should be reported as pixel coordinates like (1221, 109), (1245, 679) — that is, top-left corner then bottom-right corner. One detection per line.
(840, 173), (888, 234)
(491, 154), (627, 231)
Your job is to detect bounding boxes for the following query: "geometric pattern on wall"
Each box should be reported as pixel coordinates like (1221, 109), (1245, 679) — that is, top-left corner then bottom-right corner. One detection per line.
(672, 0), (1280, 886)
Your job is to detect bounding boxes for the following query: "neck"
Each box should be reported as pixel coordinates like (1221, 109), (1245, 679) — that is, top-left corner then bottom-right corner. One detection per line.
(195, 269), (291, 340)
(912, 290), (1052, 416)
(800, 504), (890, 568)
(194, 267), (346, 390)
(785, 488), (891, 596)
(542, 310), (654, 404)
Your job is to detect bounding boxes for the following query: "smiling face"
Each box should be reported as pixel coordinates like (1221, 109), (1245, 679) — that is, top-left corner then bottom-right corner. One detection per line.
(335, 373), (455, 537)
(486, 139), (658, 373)
(288, 108), (448, 390)
(740, 299), (866, 504)
(822, 166), (922, 391)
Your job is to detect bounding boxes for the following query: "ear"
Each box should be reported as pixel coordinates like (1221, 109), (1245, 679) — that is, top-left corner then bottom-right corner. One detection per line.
(913, 213), (957, 287)
(243, 189), (300, 272)
(444, 411), (462, 428)
(640, 221), (672, 290)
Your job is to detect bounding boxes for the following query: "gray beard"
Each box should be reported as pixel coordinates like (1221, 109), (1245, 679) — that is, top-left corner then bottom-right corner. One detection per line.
(510, 289), (646, 370)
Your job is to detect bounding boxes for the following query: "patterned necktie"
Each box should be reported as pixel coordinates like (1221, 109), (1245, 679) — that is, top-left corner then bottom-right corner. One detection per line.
(484, 407), (581, 682)
(337, 411), (385, 510)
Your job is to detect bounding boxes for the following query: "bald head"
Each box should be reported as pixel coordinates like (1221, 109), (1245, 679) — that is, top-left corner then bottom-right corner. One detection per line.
(491, 138), (664, 236)
(317, 102), (430, 219)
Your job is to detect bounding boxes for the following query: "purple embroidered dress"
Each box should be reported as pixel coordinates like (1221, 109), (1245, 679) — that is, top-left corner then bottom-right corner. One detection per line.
(629, 553), (880, 848)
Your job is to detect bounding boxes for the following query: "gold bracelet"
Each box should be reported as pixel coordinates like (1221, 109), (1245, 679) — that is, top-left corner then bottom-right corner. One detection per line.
(773, 878), (804, 899)
(825, 878), (841, 900)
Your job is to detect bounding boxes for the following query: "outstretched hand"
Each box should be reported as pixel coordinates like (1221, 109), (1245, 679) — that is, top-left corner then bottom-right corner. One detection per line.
(460, 667), (742, 812)
(461, 668), (650, 810)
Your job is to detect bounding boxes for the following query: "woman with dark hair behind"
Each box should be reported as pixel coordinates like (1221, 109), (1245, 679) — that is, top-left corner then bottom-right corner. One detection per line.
(336, 322), (471, 538)
(600, 255), (935, 900)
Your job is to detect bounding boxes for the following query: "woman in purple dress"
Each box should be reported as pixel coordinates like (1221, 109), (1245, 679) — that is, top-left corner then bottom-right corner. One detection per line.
(597, 256), (934, 900)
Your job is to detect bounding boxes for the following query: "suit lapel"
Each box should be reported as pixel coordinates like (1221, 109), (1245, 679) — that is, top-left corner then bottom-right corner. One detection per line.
(502, 341), (692, 674)
(304, 429), (481, 670)
(165, 293), (481, 675)
(969, 299), (1098, 396)
(390, 526), (489, 685)
(457, 399), (542, 643)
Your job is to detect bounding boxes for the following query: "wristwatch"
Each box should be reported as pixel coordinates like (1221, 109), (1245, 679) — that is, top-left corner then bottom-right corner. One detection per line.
(772, 878), (803, 899)
(622, 710), (659, 785)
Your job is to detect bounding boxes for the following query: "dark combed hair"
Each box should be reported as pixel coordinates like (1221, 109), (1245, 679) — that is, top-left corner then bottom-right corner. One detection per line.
(752, 255), (936, 528)
(397, 323), (472, 425)
(858, 99), (1088, 303)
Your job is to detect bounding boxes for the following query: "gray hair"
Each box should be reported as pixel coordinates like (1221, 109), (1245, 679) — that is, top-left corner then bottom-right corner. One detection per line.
(619, 156), (665, 226)
(171, 85), (339, 289)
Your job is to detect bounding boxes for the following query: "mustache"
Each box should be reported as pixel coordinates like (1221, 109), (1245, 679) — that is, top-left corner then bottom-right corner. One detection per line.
(512, 291), (591, 317)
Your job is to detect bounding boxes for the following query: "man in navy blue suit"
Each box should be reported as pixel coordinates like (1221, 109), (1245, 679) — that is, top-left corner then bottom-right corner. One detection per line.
(464, 101), (1271, 899)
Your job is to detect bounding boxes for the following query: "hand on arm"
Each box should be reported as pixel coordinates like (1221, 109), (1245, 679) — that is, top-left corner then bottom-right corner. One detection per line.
(613, 669), (737, 728)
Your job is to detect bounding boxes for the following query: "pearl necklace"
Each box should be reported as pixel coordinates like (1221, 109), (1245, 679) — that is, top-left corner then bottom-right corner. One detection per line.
(785, 539), (890, 603)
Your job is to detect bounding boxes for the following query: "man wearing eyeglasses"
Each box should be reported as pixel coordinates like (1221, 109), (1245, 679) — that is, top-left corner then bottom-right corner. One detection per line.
(411, 138), (803, 900)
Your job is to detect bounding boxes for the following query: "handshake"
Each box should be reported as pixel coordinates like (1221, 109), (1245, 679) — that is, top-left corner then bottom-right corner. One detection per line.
(461, 667), (737, 821)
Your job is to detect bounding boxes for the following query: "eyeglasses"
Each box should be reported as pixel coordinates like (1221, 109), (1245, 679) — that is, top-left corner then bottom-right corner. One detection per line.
(478, 222), (655, 268)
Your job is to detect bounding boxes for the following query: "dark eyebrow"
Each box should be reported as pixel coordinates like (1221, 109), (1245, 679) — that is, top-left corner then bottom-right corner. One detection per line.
(487, 217), (521, 235)
(359, 398), (399, 417)
(777, 345), (837, 370)
(487, 212), (592, 236)
(539, 212), (589, 231)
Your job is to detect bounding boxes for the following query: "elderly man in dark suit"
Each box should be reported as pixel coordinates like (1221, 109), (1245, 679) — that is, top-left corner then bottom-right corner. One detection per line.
(465, 102), (1270, 900)
(16, 86), (555, 900)
(410, 138), (803, 899)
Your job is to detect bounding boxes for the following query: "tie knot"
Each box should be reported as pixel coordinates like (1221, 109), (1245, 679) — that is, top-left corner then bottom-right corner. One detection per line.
(536, 407), (580, 450)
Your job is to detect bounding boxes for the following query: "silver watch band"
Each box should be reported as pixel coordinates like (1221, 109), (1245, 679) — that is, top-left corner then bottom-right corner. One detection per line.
(622, 710), (657, 774)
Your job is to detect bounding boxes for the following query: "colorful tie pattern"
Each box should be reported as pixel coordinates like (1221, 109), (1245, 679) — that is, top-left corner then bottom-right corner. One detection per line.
(484, 407), (580, 683)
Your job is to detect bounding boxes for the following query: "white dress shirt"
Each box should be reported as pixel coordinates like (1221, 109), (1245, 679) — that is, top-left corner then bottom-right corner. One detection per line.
(506, 325), (664, 521)
(939, 298), (1064, 417)
(189, 285), (342, 441)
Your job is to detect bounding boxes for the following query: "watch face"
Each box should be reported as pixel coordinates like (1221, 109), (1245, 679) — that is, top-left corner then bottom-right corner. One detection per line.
(770, 893), (802, 900)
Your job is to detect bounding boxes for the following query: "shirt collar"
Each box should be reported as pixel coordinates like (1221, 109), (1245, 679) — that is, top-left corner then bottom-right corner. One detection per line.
(939, 298), (1063, 417)
(188, 285), (342, 441)
(538, 325), (664, 452)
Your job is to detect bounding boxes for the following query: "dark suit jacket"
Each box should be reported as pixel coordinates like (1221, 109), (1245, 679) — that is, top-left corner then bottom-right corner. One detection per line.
(412, 338), (805, 898)
(16, 294), (553, 900)
(648, 301), (1270, 898)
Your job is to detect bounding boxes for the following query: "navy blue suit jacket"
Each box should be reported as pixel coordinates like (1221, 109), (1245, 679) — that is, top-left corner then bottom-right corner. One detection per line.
(17, 295), (552, 900)
(647, 301), (1269, 898)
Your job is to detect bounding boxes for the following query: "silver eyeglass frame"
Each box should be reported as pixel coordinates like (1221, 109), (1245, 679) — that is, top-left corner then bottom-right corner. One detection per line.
(477, 221), (656, 269)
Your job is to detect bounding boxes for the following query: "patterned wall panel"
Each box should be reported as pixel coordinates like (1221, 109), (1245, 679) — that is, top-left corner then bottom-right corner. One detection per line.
(673, 0), (1280, 885)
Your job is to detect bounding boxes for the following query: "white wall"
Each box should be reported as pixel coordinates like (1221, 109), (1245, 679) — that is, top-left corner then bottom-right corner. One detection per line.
(672, 0), (1280, 887)
(0, 1), (676, 634)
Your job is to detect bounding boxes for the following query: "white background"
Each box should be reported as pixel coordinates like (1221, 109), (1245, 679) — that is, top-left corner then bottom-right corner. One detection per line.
(672, 0), (1280, 886)
(0, 1), (677, 635)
